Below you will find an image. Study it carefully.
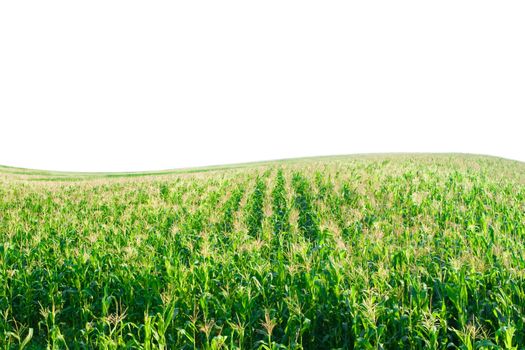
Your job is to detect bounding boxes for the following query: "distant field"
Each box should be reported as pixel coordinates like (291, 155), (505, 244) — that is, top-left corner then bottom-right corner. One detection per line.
(1, 154), (525, 349)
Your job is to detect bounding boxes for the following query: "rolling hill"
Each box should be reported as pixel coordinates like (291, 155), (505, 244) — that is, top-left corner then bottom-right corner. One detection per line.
(1, 154), (524, 349)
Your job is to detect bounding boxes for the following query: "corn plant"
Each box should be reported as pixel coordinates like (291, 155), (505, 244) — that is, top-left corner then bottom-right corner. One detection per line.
(0, 154), (524, 348)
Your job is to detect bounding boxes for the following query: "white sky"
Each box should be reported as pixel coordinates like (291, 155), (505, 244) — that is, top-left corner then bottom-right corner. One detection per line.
(1, 1), (524, 172)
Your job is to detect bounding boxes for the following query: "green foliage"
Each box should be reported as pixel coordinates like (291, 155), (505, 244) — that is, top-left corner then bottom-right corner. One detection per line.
(292, 172), (320, 243)
(271, 169), (290, 236)
(0, 154), (525, 349)
(245, 177), (266, 238)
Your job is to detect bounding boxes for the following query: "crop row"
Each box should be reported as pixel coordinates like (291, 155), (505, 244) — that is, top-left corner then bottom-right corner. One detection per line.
(0, 156), (524, 348)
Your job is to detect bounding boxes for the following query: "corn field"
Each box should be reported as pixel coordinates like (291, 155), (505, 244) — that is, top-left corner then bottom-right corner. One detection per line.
(1, 154), (525, 349)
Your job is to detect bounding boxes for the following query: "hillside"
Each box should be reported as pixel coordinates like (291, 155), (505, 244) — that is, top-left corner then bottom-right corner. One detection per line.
(1, 154), (525, 349)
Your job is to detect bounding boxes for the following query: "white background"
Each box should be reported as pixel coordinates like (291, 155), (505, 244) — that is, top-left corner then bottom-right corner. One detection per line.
(1, 1), (524, 172)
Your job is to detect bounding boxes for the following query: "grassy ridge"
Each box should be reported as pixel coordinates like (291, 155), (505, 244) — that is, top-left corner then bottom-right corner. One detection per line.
(1, 154), (525, 349)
